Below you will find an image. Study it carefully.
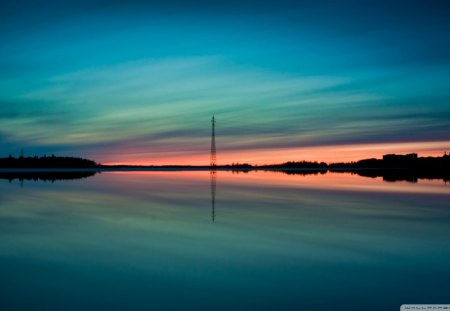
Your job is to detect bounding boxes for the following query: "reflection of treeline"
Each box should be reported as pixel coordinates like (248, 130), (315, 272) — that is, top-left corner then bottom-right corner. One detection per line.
(280, 170), (327, 176)
(0, 171), (98, 182)
(348, 169), (450, 183)
(0, 155), (98, 168)
(259, 153), (450, 182)
(330, 154), (450, 182)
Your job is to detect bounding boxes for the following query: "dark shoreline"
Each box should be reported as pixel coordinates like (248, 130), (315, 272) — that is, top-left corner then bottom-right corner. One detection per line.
(1, 166), (449, 183)
(1, 153), (449, 182)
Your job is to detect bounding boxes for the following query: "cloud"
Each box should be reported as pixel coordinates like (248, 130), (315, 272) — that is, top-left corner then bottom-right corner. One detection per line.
(1, 56), (449, 163)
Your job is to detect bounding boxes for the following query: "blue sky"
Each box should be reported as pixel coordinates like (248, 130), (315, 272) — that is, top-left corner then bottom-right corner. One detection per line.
(1, 0), (449, 164)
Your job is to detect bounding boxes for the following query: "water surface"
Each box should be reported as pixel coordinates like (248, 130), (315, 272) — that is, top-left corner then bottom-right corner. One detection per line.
(1, 171), (449, 310)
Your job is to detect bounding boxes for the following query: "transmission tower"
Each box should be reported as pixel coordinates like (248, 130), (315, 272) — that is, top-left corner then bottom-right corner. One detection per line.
(210, 115), (217, 222)
(210, 115), (216, 167)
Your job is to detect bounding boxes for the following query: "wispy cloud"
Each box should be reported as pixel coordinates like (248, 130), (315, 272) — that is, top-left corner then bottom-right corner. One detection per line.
(1, 56), (449, 163)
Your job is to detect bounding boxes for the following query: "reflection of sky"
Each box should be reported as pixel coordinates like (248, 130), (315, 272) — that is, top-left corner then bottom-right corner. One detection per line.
(1, 1), (450, 164)
(1, 172), (450, 310)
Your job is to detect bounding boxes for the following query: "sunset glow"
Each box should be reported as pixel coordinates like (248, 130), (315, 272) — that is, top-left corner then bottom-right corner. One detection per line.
(104, 140), (450, 165)
(1, 1), (449, 165)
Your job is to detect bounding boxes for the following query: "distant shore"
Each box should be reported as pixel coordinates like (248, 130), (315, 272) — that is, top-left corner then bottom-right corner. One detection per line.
(1, 166), (449, 184)
(0, 153), (449, 183)
(1, 152), (449, 171)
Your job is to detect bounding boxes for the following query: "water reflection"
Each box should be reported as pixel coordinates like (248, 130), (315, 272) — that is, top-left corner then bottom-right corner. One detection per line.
(210, 170), (217, 223)
(0, 171), (449, 311)
(0, 170), (98, 183)
(275, 169), (449, 183)
(1, 168), (448, 185)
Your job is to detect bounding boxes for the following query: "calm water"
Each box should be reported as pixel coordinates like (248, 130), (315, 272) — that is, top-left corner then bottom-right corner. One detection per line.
(1, 171), (449, 311)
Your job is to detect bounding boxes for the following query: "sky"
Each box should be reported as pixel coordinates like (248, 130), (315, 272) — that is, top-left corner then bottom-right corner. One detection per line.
(1, 0), (450, 165)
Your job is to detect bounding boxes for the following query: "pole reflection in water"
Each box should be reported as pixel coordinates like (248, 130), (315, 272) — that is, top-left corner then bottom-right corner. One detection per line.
(210, 170), (217, 223)
(1, 170), (450, 311)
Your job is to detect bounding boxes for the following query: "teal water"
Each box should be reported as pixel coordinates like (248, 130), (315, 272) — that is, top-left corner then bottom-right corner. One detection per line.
(1, 171), (449, 310)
